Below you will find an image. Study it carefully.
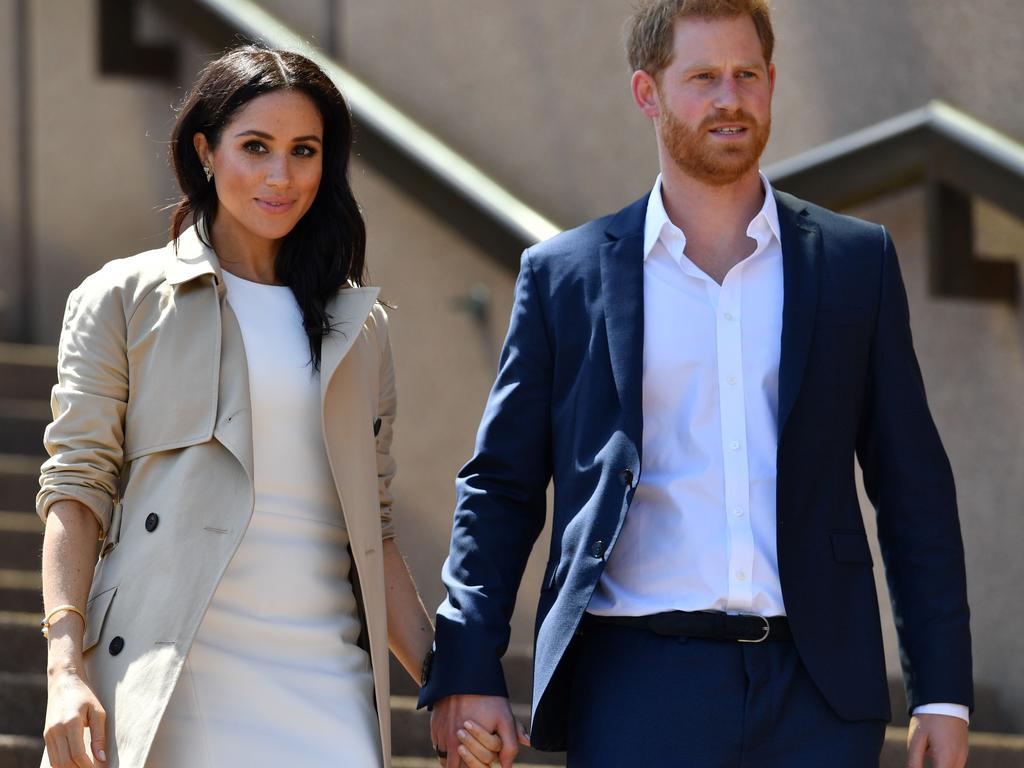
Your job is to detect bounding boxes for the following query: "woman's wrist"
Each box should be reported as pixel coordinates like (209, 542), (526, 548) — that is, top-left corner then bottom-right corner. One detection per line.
(46, 635), (85, 678)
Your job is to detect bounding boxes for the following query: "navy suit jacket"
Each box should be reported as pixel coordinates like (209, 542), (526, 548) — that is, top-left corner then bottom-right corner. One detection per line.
(420, 190), (973, 750)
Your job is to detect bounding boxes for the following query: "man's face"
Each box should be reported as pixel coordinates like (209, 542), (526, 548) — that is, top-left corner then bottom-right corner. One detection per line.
(650, 15), (774, 186)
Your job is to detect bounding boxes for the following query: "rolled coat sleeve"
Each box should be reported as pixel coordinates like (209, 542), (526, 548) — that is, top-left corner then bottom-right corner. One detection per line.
(373, 305), (397, 540)
(37, 274), (129, 536)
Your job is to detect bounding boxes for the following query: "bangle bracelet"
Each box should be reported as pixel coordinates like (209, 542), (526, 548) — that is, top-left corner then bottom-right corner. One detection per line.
(40, 604), (87, 638)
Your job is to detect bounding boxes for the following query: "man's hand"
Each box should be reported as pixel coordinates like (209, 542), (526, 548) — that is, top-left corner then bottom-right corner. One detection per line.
(430, 694), (529, 768)
(906, 714), (968, 768)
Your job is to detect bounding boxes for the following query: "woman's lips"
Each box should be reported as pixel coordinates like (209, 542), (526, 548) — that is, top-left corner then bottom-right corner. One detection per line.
(255, 198), (296, 214)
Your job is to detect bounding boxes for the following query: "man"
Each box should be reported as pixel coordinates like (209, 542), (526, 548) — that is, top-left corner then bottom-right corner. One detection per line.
(420, 1), (973, 766)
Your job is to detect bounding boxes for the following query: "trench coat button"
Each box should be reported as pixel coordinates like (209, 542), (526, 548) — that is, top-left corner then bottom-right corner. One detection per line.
(373, 417), (382, 437)
(592, 540), (605, 559)
(619, 469), (634, 488)
(145, 513), (159, 532)
(109, 636), (125, 656)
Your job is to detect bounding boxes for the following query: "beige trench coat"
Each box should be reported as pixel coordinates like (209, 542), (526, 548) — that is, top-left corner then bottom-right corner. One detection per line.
(37, 226), (397, 767)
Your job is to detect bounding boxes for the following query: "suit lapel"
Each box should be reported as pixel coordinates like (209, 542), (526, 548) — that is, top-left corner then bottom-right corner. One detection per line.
(600, 196), (648, 447)
(320, 286), (381, 401)
(776, 191), (822, 437)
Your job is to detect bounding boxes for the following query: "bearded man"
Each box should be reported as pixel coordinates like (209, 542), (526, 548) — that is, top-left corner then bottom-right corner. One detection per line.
(420, 1), (973, 766)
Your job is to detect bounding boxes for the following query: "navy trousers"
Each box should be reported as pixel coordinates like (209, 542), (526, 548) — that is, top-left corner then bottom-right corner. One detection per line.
(565, 621), (886, 767)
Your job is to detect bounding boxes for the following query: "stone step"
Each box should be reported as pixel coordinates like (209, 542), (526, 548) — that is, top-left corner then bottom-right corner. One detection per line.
(0, 673), (44, 738)
(0, 570), (42, 614)
(0, 617), (45, 675)
(0, 526), (43, 571)
(0, 456), (41, 516)
(0, 345), (56, 401)
(0, 734), (44, 768)
(0, 400), (50, 457)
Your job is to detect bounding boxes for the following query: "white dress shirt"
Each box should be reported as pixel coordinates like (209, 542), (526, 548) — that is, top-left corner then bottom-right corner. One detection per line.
(590, 172), (785, 618)
(587, 174), (968, 723)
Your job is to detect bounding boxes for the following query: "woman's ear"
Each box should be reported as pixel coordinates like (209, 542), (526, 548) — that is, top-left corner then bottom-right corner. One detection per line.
(193, 132), (211, 167)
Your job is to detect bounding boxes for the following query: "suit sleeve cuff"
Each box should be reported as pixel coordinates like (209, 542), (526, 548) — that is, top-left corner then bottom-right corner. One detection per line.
(913, 703), (970, 723)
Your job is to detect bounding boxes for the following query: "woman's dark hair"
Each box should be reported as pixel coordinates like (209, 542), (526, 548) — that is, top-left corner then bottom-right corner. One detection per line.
(169, 45), (366, 370)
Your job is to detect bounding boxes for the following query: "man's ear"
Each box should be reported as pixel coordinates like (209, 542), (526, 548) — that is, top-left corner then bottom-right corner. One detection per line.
(631, 70), (661, 119)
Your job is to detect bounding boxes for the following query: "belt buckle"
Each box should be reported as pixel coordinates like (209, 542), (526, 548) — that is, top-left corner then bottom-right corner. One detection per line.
(738, 614), (770, 643)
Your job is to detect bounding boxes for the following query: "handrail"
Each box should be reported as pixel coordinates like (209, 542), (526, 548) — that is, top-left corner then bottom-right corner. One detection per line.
(156, 0), (562, 257)
(765, 100), (1023, 302)
(764, 100), (1024, 220)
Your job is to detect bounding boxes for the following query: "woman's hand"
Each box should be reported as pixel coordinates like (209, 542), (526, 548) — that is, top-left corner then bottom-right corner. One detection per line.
(44, 668), (107, 767)
(452, 719), (503, 768)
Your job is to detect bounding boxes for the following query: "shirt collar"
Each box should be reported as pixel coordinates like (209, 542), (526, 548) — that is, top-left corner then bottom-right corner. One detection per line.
(642, 172), (781, 263)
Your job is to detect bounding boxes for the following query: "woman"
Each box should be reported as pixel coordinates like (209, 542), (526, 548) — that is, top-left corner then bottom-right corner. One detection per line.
(37, 46), (500, 768)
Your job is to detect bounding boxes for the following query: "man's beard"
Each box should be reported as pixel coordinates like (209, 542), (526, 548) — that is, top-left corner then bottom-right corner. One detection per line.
(659, 103), (771, 187)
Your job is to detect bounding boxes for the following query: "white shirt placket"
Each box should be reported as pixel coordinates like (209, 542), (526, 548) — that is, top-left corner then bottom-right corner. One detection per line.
(712, 267), (756, 613)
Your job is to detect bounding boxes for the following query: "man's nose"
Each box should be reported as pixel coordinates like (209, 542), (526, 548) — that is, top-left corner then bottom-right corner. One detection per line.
(712, 76), (742, 111)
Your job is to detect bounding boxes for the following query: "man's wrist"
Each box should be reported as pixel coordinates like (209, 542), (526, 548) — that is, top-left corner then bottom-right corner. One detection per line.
(913, 703), (969, 724)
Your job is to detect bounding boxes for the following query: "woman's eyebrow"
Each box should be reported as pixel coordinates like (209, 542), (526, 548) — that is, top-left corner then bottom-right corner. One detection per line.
(234, 129), (323, 144)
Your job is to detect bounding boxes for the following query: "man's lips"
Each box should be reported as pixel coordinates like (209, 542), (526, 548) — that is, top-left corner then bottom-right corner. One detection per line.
(707, 125), (750, 137)
(255, 198), (297, 213)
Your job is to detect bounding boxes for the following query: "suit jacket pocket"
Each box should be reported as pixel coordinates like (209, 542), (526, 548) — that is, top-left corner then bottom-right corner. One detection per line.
(83, 586), (118, 652)
(830, 531), (873, 565)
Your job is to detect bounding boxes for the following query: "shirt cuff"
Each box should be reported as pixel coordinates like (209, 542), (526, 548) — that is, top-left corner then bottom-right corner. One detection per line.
(913, 703), (969, 723)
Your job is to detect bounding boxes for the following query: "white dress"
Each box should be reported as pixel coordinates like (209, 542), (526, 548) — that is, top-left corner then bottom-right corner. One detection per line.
(146, 270), (383, 767)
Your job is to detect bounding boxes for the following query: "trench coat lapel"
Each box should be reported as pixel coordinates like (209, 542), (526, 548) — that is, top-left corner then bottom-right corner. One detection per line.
(320, 286), (382, 400)
(213, 302), (254, 481)
(167, 225), (255, 479)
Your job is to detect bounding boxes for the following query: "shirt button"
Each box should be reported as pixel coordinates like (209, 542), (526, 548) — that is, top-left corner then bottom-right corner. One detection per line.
(727, 376), (737, 386)
(729, 441), (740, 451)
(733, 507), (745, 517)
(145, 513), (159, 532)
(736, 571), (747, 582)
(723, 312), (735, 321)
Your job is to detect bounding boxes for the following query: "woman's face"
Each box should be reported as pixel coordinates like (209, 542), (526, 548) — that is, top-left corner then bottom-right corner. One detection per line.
(194, 89), (324, 244)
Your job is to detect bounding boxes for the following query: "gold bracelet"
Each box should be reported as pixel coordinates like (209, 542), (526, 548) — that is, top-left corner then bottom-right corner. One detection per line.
(40, 604), (87, 639)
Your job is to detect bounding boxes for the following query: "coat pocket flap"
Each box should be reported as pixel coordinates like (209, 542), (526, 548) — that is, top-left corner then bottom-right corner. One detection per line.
(83, 586), (117, 652)
(830, 532), (873, 565)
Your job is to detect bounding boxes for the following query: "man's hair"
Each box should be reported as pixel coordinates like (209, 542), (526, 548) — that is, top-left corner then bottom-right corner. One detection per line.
(625, 0), (775, 76)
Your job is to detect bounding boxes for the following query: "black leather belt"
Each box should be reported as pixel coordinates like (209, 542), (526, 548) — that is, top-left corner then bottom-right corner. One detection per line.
(584, 610), (791, 643)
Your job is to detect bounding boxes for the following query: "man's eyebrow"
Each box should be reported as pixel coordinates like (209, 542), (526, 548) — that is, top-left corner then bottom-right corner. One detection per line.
(683, 60), (765, 71)
(234, 129), (323, 144)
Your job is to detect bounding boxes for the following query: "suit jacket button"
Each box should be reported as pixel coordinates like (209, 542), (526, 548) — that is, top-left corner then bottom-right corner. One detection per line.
(145, 513), (159, 532)
(592, 540), (605, 559)
(619, 469), (634, 487)
(109, 636), (125, 656)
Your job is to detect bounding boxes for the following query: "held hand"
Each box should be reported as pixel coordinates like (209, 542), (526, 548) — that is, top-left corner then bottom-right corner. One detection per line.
(430, 694), (530, 768)
(44, 669), (107, 767)
(906, 714), (968, 768)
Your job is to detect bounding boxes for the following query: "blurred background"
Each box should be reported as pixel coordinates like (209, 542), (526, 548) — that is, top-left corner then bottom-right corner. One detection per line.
(1, 1), (1022, 766)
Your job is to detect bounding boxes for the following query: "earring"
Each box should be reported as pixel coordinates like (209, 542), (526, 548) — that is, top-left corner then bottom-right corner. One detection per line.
(203, 165), (214, 182)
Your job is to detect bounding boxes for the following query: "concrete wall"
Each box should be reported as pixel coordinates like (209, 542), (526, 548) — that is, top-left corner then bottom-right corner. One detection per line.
(24, 0), (182, 342)
(0, 0), (21, 338)
(337, 0), (1024, 229)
